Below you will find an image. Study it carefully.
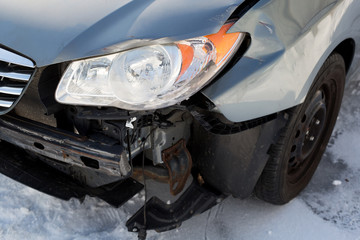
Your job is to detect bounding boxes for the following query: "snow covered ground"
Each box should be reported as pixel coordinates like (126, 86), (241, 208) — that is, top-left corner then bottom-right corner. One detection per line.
(0, 78), (360, 239)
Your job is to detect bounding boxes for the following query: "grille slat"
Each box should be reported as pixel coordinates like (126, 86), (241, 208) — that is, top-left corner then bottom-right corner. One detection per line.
(0, 47), (35, 113)
(0, 48), (34, 68)
(0, 100), (14, 108)
(0, 86), (23, 96)
(0, 71), (32, 82)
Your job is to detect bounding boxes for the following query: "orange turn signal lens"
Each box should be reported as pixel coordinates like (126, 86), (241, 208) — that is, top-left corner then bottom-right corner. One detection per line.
(206, 22), (242, 65)
(175, 22), (243, 82)
(177, 44), (195, 79)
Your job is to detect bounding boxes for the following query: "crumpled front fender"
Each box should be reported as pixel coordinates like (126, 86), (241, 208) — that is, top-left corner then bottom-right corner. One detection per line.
(202, 0), (360, 122)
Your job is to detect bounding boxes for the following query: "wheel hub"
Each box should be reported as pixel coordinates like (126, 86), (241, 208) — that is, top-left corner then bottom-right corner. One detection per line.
(287, 90), (327, 183)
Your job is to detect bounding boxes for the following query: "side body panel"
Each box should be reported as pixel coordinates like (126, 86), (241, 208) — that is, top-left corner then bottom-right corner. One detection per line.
(203, 0), (360, 122)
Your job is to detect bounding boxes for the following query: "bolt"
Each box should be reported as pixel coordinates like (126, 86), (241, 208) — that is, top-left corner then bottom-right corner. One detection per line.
(315, 119), (320, 125)
(306, 130), (310, 136)
(132, 227), (138, 232)
(284, 113), (289, 120)
(309, 136), (315, 141)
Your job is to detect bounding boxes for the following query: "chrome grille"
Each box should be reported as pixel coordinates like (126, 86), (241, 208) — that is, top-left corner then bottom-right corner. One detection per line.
(0, 47), (35, 112)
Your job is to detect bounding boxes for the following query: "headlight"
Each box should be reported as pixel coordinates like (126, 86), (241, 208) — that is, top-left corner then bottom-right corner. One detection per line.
(55, 22), (245, 110)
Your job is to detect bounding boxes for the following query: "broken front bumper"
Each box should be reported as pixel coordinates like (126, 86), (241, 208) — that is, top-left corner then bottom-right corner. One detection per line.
(0, 115), (132, 186)
(0, 139), (222, 234)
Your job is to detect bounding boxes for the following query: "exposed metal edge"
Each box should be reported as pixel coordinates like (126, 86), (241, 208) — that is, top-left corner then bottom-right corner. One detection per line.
(0, 115), (131, 178)
(0, 141), (143, 207)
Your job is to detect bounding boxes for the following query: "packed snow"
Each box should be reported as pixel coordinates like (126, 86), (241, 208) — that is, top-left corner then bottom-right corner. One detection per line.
(1, 79), (360, 239)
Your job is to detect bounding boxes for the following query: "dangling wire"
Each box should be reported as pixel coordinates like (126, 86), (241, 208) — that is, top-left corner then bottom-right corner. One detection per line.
(137, 127), (157, 240)
(137, 141), (148, 240)
(126, 129), (134, 174)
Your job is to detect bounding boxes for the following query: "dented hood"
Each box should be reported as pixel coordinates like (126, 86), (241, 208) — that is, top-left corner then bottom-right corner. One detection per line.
(0, 0), (244, 67)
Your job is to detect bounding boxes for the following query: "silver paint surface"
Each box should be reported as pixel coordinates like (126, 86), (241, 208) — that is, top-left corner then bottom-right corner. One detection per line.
(0, 0), (244, 66)
(203, 0), (360, 122)
(1, 0), (360, 122)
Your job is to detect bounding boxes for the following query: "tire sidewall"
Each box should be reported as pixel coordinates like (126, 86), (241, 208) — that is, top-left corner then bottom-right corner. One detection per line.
(278, 54), (346, 202)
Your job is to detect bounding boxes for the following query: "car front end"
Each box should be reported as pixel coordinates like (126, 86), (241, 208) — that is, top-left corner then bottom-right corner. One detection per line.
(0, 0), (360, 237)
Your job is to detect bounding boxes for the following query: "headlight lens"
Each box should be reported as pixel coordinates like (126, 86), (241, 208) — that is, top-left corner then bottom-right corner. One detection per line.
(109, 45), (182, 104)
(56, 23), (245, 110)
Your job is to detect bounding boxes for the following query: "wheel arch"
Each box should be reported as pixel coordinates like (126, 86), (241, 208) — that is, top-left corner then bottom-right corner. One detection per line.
(333, 38), (356, 73)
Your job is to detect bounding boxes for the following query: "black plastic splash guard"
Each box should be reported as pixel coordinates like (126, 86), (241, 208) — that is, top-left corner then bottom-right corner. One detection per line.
(126, 179), (223, 233)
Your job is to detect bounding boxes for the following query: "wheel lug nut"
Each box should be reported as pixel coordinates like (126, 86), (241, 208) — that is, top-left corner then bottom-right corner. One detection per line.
(309, 136), (315, 141)
(315, 120), (320, 125)
(306, 130), (310, 135)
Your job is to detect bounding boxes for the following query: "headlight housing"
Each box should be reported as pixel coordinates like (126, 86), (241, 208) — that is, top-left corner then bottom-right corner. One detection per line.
(56, 22), (245, 110)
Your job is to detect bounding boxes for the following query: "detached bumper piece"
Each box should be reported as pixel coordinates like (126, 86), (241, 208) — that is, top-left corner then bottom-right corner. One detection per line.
(0, 141), (143, 207)
(126, 180), (223, 233)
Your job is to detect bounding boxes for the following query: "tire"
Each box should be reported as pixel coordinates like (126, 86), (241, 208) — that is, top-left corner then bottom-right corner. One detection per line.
(255, 53), (346, 205)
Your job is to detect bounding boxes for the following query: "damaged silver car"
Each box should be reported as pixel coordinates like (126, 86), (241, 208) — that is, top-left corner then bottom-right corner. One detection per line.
(0, 0), (359, 237)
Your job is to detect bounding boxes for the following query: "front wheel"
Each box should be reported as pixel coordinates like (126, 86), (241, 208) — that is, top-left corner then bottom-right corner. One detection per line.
(255, 53), (346, 205)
